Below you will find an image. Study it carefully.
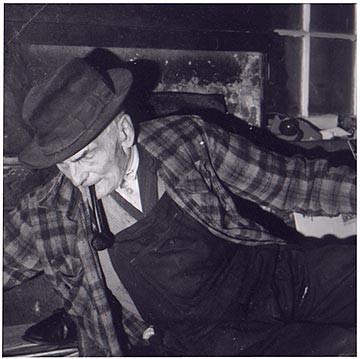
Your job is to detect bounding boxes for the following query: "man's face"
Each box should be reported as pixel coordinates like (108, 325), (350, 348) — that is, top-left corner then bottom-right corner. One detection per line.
(57, 114), (134, 198)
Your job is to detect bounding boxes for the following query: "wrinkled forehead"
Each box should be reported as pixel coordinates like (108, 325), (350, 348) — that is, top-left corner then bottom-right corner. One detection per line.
(59, 119), (116, 165)
(65, 146), (90, 163)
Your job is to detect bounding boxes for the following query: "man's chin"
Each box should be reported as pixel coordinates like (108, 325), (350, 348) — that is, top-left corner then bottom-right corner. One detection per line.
(95, 182), (115, 199)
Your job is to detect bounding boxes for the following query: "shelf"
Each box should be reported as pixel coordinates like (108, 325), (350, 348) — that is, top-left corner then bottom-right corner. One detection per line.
(3, 324), (78, 357)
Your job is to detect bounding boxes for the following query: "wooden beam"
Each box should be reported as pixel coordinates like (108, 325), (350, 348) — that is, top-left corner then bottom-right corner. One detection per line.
(5, 20), (271, 52)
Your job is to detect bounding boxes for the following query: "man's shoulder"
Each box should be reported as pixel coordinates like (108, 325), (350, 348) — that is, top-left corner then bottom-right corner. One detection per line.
(139, 113), (194, 126)
(137, 115), (217, 179)
(23, 172), (82, 215)
(138, 114), (208, 142)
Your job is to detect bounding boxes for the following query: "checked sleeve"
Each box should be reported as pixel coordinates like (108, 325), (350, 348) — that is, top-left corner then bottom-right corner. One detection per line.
(4, 194), (43, 290)
(205, 124), (356, 217)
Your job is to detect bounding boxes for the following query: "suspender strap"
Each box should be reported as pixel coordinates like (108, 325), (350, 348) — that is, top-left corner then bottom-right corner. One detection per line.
(137, 146), (159, 215)
(110, 191), (145, 221)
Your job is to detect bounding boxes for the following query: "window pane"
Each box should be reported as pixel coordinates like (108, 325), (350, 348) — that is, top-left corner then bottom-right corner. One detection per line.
(309, 38), (355, 115)
(270, 4), (303, 30)
(283, 37), (303, 114)
(267, 36), (303, 115)
(310, 4), (355, 34)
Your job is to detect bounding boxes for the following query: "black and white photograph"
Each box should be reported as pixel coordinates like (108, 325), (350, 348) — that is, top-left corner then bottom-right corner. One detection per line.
(3, 3), (356, 356)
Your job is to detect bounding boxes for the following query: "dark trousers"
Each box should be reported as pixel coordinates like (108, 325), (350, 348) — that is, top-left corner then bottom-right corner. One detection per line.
(124, 242), (356, 356)
(110, 195), (356, 356)
(205, 242), (356, 356)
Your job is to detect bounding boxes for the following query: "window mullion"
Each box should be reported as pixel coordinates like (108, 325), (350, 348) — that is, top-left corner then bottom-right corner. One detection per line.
(301, 4), (311, 117)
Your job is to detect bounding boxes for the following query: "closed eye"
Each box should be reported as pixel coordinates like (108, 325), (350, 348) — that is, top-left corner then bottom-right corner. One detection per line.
(84, 151), (96, 161)
(74, 149), (96, 163)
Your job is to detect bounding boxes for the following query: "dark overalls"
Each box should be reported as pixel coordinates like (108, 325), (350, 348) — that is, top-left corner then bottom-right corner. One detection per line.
(108, 192), (355, 356)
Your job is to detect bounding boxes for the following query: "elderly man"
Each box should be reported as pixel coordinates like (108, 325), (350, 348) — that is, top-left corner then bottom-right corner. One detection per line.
(4, 56), (356, 356)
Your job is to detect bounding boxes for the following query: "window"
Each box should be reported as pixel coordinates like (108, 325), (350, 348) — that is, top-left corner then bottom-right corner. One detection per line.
(274, 4), (355, 118)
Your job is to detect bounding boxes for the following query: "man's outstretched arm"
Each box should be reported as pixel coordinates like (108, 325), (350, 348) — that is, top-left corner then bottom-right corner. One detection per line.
(205, 121), (356, 217)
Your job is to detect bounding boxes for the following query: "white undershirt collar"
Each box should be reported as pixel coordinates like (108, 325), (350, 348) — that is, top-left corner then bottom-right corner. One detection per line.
(122, 145), (139, 183)
(116, 145), (142, 211)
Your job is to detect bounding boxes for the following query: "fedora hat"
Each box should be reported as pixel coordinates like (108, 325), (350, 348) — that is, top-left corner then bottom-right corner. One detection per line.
(19, 57), (133, 169)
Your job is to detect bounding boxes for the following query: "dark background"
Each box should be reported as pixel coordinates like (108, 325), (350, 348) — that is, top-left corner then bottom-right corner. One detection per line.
(5, 3), (356, 115)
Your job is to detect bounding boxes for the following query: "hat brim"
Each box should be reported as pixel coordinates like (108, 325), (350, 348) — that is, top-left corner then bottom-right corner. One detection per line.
(19, 67), (132, 169)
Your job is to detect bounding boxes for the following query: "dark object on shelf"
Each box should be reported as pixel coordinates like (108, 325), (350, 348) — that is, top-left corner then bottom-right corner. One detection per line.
(3, 322), (78, 357)
(338, 114), (356, 137)
(22, 308), (77, 346)
(278, 117), (304, 140)
(266, 113), (323, 142)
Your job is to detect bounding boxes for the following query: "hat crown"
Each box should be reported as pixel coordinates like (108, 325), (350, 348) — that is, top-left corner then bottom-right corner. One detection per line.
(24, 58), (108, 136)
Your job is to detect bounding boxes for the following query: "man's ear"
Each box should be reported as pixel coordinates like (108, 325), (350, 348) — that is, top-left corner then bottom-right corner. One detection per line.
(116, 113), (135, 149)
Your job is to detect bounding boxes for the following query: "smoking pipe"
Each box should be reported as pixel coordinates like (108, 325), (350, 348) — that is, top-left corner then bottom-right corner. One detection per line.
(89, 185), (115, 250)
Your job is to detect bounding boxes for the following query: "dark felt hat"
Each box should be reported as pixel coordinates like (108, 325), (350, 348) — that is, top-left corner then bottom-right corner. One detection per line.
(19, 57), (133, 169)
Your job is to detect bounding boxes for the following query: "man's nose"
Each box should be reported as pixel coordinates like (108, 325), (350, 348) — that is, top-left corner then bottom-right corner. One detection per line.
(68, 162), (89, 187)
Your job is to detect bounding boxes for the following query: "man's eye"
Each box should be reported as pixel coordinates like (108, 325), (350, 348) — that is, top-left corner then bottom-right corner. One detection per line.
(84, 153), (95, 160)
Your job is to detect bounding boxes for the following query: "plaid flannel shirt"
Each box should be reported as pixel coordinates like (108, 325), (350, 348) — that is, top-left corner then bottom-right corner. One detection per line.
(4, 115), (356, 356)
